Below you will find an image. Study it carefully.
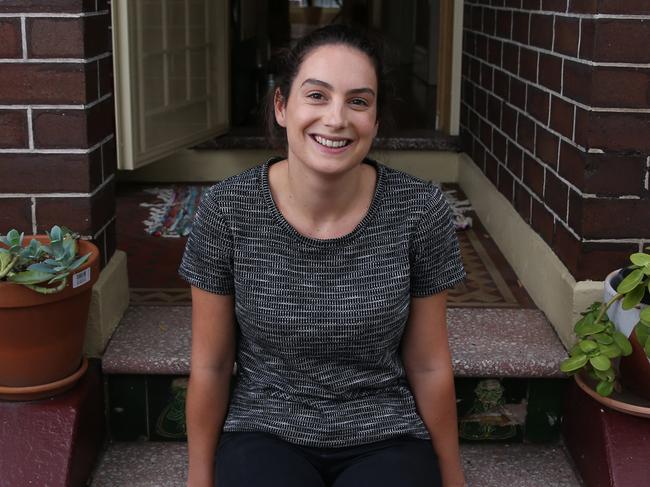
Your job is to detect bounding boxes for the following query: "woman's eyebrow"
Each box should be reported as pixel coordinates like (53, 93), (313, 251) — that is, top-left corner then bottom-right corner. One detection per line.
(300, 78), (376, 97)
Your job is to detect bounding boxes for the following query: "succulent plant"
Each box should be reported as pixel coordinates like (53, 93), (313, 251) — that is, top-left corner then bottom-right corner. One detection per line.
(0, 225), (91, 294)
(561, 251), (650, 396)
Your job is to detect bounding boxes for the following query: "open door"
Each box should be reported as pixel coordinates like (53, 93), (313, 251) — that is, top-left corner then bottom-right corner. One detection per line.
(112, 0), (229, 170)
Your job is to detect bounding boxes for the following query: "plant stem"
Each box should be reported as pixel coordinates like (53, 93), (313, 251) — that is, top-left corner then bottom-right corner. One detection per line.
(0, 254), (18, 279)
(596, 293), (625, 324)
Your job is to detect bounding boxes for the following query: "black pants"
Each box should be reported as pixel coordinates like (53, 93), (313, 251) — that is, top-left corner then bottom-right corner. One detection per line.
(215, 432), (442, 487)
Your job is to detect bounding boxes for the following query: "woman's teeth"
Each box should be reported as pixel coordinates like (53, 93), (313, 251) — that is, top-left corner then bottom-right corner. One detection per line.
(314, 135), (349, 148)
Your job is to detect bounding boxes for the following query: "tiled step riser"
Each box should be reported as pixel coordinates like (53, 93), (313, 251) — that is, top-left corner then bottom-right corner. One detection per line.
(106, 374), (567, 444)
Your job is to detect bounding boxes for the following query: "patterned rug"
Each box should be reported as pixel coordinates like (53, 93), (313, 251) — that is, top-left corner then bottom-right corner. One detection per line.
(117, 183), (532, 308)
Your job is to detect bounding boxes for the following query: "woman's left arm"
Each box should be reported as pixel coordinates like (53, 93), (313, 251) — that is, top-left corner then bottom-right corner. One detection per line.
(402, 291), (465, 487)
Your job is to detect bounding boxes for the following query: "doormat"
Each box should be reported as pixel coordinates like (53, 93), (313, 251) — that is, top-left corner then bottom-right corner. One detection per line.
(139, 185), (472, 238)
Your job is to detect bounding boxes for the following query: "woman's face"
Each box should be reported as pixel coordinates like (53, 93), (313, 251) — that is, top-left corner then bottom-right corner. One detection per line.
(274, 44), (379, 178)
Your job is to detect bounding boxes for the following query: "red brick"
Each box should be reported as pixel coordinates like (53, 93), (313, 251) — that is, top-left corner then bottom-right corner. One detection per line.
(484, 8), (496, 35)
(27, 18), (83, 58)
(488, 38), (502, 66)
(539, 53), (562, 93)
(101, 138), (117, 181)
(502, 103), (518, 139)
(480, 119), (493, 149)
(471, 6), (483, 31)
(593, 20), (650, 63)
(568, 188), (583, 230)
(498, 165), (515, 201)
(36, 178), (115, 235)
(518, 114), (536, 153)
(527, 85), (550, 124)
(476, 34), (488, 60)
(0, 198), (31, 232)
(563, 61), (592, 105)
(0, 110), (28, 148)
(524, 153), (545, 197)
(577, 242), (641, 281)
(473, 138), (486, 168)
(493, 69), (509, 100)
(470, 58), (481, 84)
(553, 223), (580, 277)
(464, 32), (475, 57)
(544, 171), (569, 218)
(502, 42), (519, 75)
(496, 10), (512, 38)
(558, 141), (585, 189)
(0, 1), (94, 13)
(102, 218), (117, 267)
(535, 126), (559, 169)
(475, 86), (487, 117)
(554, 16), (579, 56)
(464, 4), (472, 29)
(493, 129), (507, 162)
(507, 140), (524, 177)
(584, 154), (648, 196)
(579, 19), (595, 60)
(598, 0), (650, 14)
(588, 112), (650, 152)
(519, 48), (538, 83)
(0, 19), (21, 58)
(512, 12), (530, 44)
(488, 94), (502, 125)
(592, 67), (650, 109)
(568, 0), (597, 13)
(522, 0), (541, 10)
(486, 152), (499, 186)
(481, 64), (494, 91)
(510, 77), (526, 110)
(505, 0), (522, 7)
(515, 181), (532, 222)
(530, 13), (554, 49)
(33, 97), (113, 149)
(550, 96), (574, 139)
(542, 0), (567, 11)
(574, 107), (589, 147)
(0, 63), (96, 104)
(582, 198), (650, 239)
(531, 199), (555, 244)
(0, 151), (102, 193)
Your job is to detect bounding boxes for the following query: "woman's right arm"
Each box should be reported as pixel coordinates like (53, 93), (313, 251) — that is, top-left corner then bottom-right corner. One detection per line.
(186, 286), (236, 487)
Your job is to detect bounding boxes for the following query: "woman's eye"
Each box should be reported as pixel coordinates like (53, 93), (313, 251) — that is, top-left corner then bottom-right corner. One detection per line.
(307, 92), (325, 100)
(350, 98), (369, 107)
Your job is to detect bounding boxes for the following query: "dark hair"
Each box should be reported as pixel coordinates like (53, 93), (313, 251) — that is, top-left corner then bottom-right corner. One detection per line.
(264, 24), (391, 152)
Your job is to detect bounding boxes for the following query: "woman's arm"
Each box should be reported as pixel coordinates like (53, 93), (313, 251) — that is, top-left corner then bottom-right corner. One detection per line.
(401, 291), (465, 487)
(186, 286), (237, 487)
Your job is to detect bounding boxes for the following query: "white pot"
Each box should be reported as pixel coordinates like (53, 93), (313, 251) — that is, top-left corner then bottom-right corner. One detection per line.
(604, 269), (645, 338)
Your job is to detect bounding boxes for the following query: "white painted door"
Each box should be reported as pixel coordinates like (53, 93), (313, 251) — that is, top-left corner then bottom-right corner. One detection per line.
(112, 0), (229, 170)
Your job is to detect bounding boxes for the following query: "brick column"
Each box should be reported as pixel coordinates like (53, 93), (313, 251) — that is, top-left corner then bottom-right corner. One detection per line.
(460, 0), (650, 280)
(0, 0), (116, 267)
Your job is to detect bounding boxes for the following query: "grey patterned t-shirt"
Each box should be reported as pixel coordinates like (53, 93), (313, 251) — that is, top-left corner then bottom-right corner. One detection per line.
(179, 158), (465, 448)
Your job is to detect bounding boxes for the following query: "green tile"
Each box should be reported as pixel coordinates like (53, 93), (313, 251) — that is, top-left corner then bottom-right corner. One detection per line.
(107, 375), (148, 441)
(524, 379), (568, 443)
(148, 375), (188, 441)
(457, 378), (524, 443)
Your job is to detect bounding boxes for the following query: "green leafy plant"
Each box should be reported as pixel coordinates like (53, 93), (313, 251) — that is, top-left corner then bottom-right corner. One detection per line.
(0, 225), (91, 294)
(560, 251), (650, 396)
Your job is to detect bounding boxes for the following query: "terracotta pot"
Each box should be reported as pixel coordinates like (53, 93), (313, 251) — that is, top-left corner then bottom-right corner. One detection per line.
(0, 237), (100, 400)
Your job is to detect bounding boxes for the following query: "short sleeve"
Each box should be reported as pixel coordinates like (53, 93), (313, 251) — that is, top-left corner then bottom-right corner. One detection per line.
(410, 186), (466, 296)
(178, 187), (235, 294)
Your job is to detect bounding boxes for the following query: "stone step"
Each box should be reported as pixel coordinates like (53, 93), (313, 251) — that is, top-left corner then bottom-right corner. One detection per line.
(89, 440), (583, 487)
(102, 305), (568, 378)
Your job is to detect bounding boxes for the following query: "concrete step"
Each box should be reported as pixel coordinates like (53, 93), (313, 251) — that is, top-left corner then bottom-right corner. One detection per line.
(102, 305), (568, 378)
(89, 440), (583, 487)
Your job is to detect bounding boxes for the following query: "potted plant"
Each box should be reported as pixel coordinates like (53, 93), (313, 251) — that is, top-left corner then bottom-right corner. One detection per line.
(0, 226), (100, 401)
(560, 250), (650, 405)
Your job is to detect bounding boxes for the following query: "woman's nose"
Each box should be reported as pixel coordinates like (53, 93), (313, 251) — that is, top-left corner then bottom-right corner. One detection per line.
(324, 101), (347, 128)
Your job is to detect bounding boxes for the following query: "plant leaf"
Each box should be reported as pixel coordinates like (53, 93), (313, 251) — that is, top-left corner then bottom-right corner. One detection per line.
(622, 283), (646, 310)
(599, 343), (623, 358)
(594, 333), (614, 345)
(645, 338), (650, 358)
(613, 331), (633, 356)
(617, 268), (645, 294)
(560, 354), (588, 373)
(589, 355), (611, 371)
(578, 340), (599, 353)
(640, 307), (650, 325)
(575, 319), (606, 336)
(8, 269), (57, 285)
(68, 253), (90, 271)
(596, 381), (614, 397)
(630, 253), (650, 266)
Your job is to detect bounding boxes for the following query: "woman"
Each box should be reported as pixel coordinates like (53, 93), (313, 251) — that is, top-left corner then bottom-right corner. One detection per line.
(179, 24), (466, 487)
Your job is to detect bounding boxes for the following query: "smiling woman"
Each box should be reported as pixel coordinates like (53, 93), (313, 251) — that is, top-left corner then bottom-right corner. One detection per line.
(179, 24), (467, 487)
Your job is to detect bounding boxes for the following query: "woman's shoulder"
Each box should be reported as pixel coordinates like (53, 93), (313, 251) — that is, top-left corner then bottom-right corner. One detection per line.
(200, 162), (265, 211)
(376, 161), (446, 211)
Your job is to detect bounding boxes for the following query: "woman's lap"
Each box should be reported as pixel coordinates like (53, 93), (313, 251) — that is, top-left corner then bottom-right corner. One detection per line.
(215, 432), (441, 487)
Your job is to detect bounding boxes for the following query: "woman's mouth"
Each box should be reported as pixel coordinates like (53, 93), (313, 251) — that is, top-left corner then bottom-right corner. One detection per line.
(312, 135), (352, 149)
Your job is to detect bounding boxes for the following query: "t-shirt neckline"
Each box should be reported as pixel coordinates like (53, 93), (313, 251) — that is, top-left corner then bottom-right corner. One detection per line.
(261, 157), (386, 248)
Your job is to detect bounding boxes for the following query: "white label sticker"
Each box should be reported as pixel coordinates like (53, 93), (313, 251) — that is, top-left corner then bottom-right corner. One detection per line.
(72, 267), (91, 289)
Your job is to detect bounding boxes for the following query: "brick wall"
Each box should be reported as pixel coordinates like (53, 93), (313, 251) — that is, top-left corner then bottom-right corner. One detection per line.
(0, 0), (116, 267)
(460, 0), (650, 280)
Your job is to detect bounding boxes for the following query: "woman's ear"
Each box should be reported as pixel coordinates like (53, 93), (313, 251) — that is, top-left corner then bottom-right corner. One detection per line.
(274, 88), (287, 128)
